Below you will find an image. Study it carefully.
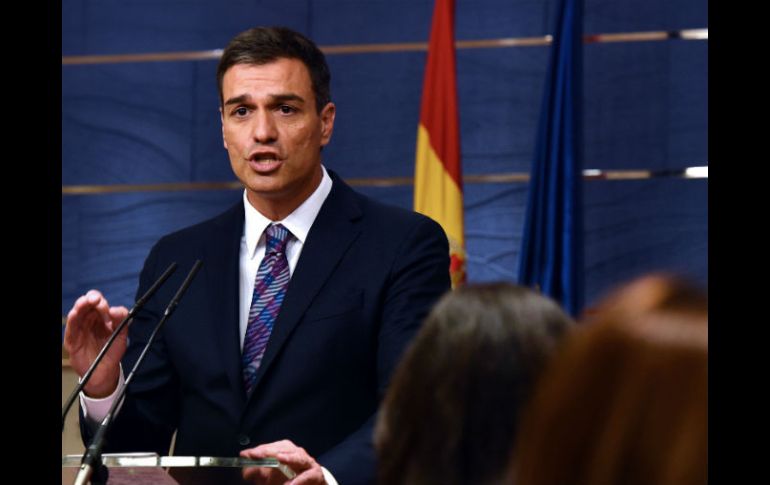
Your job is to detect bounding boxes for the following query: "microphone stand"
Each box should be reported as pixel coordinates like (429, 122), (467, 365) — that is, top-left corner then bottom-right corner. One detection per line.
(73, 261), (202, 485)
(62, 262), (178, 431)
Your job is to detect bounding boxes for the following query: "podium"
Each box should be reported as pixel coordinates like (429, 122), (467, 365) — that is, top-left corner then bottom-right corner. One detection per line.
(62, 453), (296, 485)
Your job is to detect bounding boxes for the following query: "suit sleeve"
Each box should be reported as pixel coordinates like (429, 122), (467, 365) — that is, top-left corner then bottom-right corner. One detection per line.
(318, 215), (451, 484)
(80, 240), (181, 455)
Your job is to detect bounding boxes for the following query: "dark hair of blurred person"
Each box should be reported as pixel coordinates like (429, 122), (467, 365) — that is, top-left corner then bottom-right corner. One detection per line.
(374, 282), (574, 485)
(510, 274), (708, 485)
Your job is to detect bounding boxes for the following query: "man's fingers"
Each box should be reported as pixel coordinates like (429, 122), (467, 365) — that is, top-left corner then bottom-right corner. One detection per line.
(243, 440), (298, 458)
(80, 289), (110, 321)
(240, 440), (324, 484)
(283, 466), (324, 485)
(275, 450), (323, 484)
(64, 297), (98, 349)
(276, 451), (313, 470)
(69, 292), (124, 333)
(65, 291), (124, 359)
(242, 465), (272, 482)
(108, 306), (130, 332)
(93, 297), (112, 324)
(111, 306), (129, 319)
(70, 291), (111, 327)
(73, 294), (88, 310)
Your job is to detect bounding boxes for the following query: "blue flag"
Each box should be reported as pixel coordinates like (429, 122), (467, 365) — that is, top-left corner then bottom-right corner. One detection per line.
(518, 0), (584, 316)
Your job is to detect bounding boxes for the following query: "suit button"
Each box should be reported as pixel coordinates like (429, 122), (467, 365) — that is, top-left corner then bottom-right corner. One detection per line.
(238, 435), (250, 446)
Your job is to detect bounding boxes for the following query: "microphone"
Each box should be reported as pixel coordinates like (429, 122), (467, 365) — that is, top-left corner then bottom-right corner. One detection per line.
(74, 260), (203, 485)
(62, 262), (179, 431)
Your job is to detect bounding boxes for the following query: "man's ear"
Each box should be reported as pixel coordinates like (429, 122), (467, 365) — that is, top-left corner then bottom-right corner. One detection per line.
(220, 107), (228, 150)
(319, 102), (336, 147)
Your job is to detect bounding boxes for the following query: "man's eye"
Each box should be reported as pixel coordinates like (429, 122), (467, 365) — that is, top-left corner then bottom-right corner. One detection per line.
(234, 107), (249, 117)
(278, 105), (295, 114)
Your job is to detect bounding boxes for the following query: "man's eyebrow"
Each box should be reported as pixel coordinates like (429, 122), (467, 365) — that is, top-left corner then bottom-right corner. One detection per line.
(270, 93), (305, 104)
(223, 93), (306, 107)
(223, 94), (252, 107)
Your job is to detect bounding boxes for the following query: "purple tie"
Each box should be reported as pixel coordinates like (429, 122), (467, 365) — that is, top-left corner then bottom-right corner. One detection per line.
(242, 223), (293, 396)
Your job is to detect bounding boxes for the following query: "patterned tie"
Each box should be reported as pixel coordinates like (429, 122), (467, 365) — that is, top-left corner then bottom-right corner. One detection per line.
(242, 223), (293, 395)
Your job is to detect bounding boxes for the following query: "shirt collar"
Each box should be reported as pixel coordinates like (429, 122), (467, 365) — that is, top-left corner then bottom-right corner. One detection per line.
(243, 165), (333, 259)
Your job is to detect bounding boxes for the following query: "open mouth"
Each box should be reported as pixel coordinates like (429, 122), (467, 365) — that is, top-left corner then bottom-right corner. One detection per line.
(248, 154), (283, 173)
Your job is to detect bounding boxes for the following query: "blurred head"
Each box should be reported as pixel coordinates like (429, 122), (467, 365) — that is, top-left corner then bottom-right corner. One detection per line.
(510, 274), (708, 485)
(375, 283), (573, 485)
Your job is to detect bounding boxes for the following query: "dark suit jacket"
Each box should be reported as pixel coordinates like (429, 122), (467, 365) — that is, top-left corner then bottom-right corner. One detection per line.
(88, 171), (450, 484)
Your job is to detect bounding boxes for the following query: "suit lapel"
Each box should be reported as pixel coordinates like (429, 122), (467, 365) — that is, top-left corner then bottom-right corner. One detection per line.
(205, 202), (248, 407)
(245, 174), (363, 403)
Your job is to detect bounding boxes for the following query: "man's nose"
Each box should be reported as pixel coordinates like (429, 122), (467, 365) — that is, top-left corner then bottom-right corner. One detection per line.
(252, 110), (278, 143)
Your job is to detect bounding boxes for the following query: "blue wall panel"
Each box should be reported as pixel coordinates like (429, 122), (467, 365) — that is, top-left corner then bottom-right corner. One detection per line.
(457, 47), (548, 175)
(62, 62), (196, 185)
(62, 1), (312, 56)
(584, 40), (707, 171)
(584, 42), (668, 170)
(463, 183), (528, 282)
(583, 178), (708, 304)
(584, 0), (707, 33)
(668, 40), (708, 165)
(190, 60), (236, 182)
(62, 191), (241, 312)
(312, 0), (553, 44)
(322, 52), (426, 179)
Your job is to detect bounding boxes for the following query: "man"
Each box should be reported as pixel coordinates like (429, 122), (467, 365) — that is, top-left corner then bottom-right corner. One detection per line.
(64, 27), (450, 484)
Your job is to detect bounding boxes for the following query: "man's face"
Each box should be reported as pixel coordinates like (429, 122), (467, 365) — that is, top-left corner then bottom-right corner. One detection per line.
(220, 58), (335, 217)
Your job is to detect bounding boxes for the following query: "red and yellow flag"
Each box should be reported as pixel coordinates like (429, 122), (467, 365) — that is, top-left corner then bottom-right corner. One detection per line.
(414, 0), (465, 287)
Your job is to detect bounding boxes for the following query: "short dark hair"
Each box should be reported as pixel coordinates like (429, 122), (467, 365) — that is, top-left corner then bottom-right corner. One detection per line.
(216, 26), (331, 113)
(375, 283), (573, 485)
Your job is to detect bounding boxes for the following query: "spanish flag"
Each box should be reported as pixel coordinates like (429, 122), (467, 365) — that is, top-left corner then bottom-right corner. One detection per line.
(414, 0), (465, 287)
